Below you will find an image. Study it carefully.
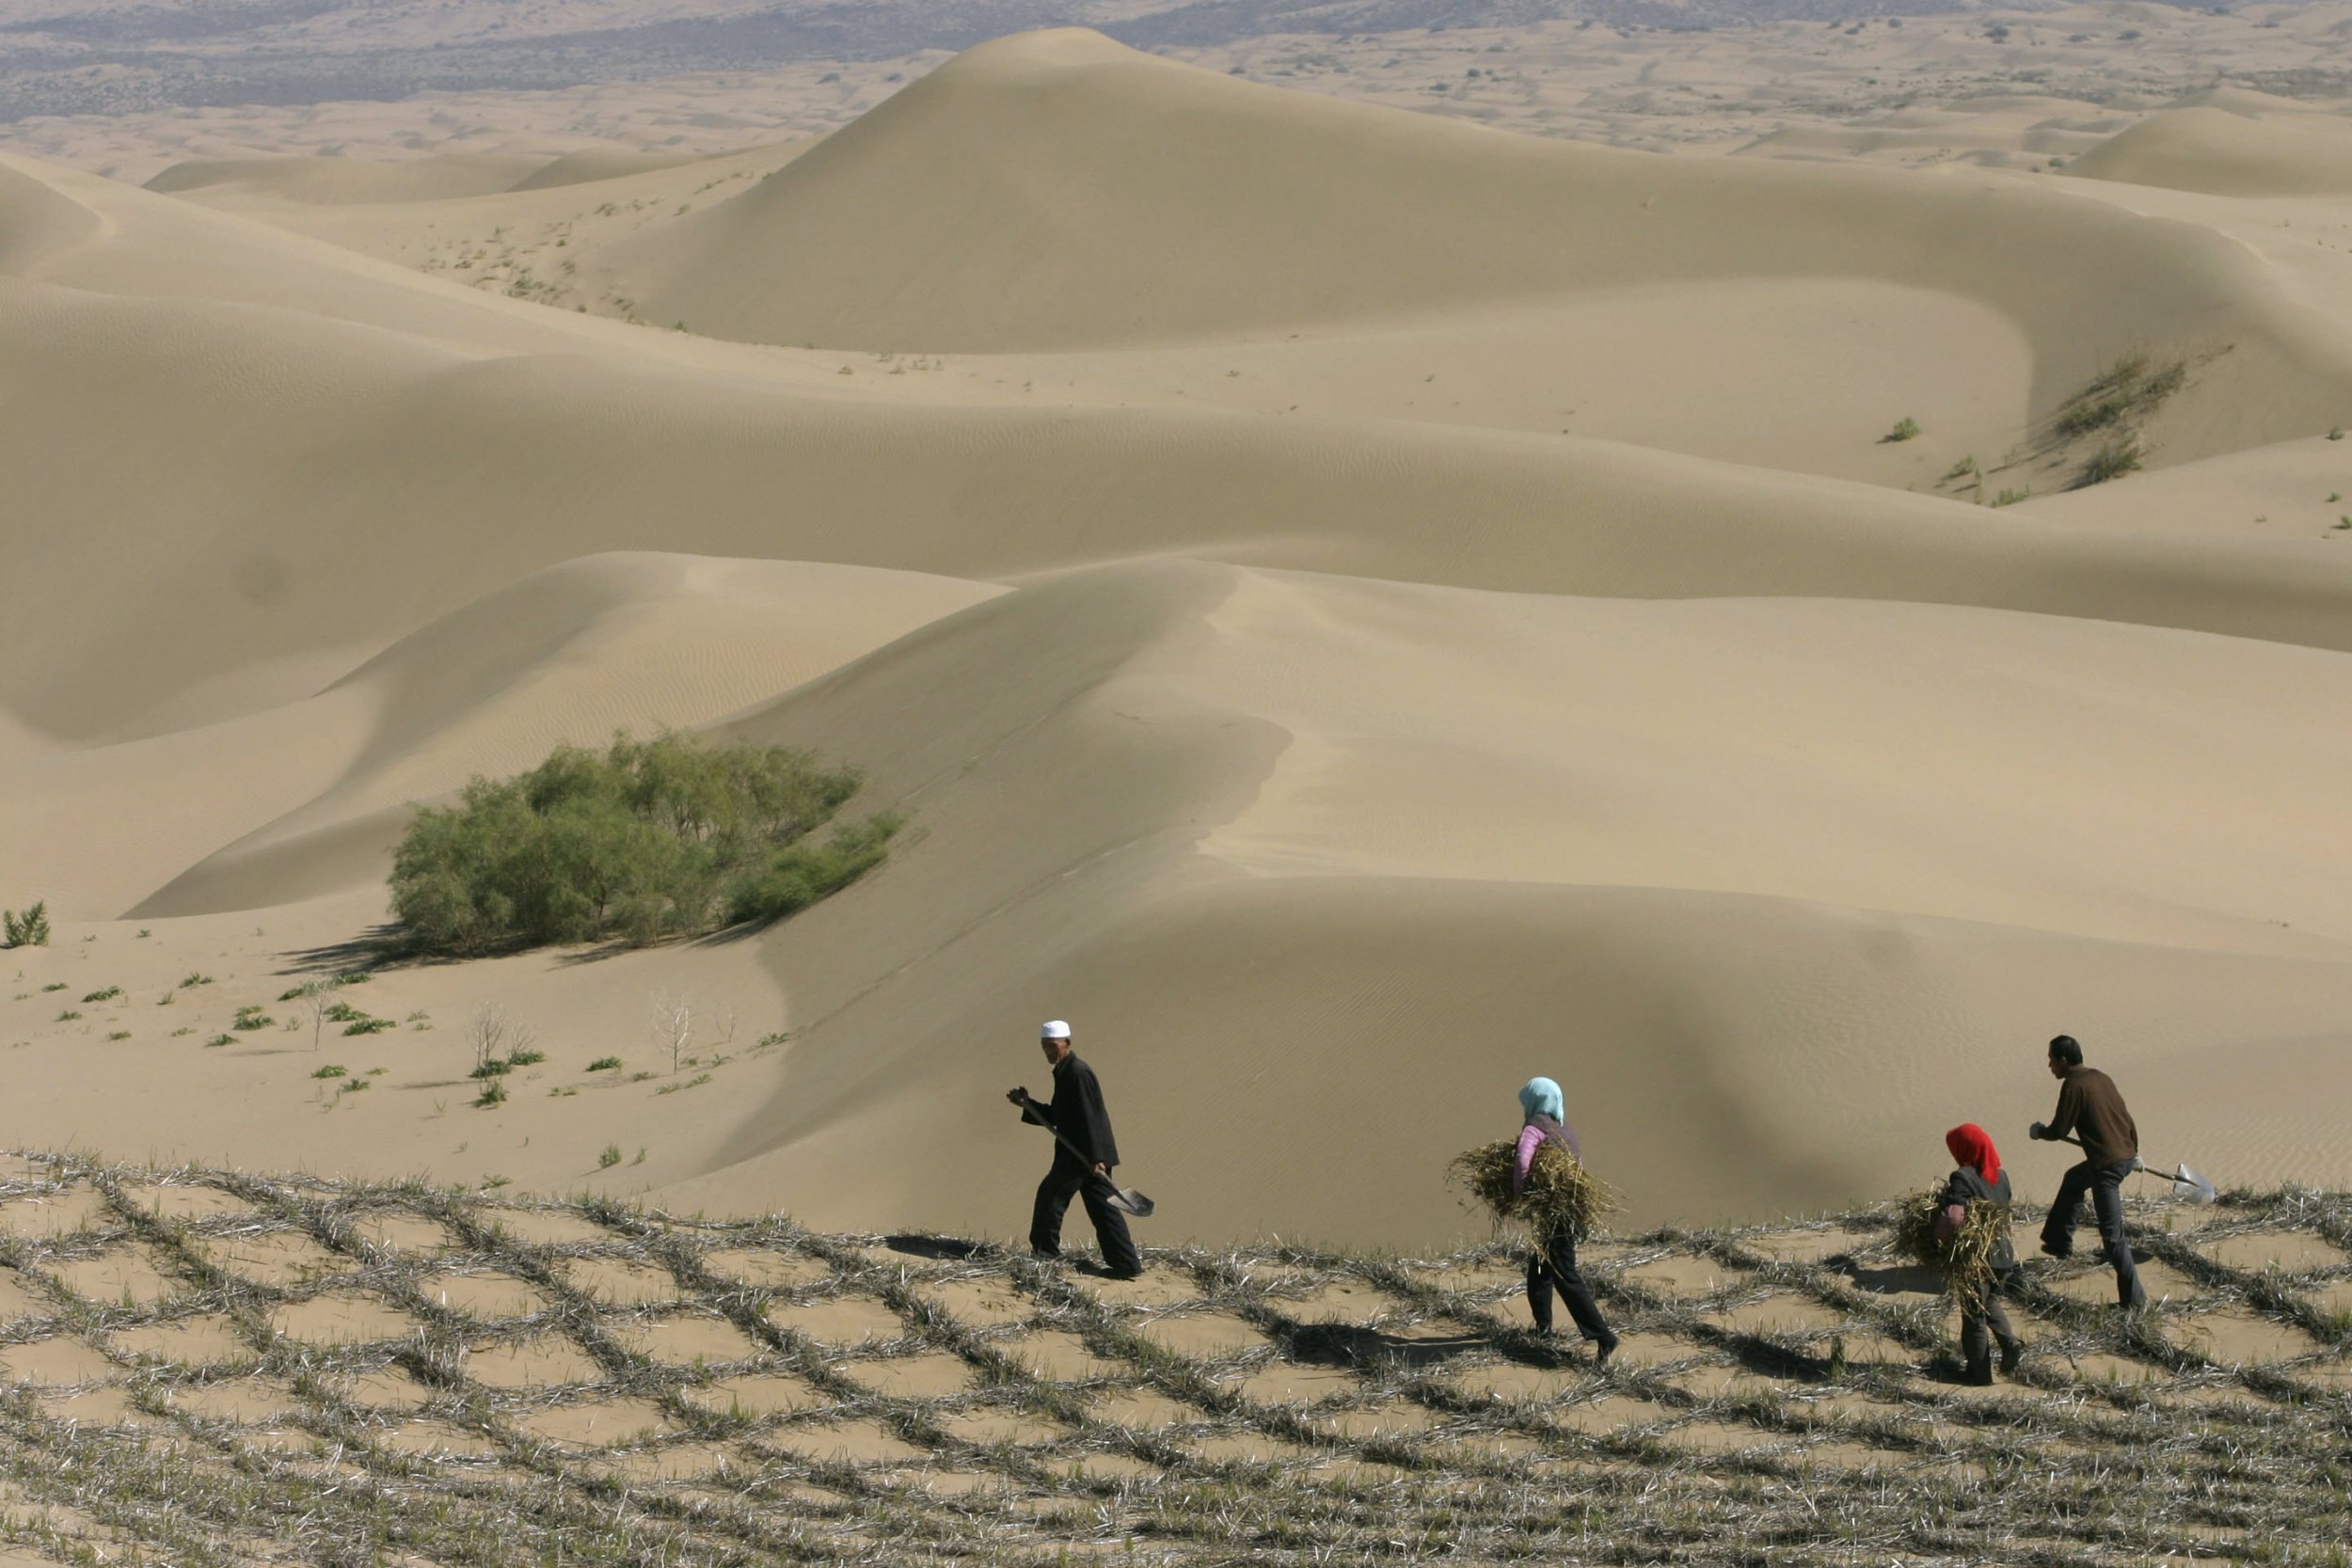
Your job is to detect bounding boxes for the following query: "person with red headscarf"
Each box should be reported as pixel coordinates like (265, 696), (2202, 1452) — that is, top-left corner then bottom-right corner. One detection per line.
(1937, 1123), (2024, 1385)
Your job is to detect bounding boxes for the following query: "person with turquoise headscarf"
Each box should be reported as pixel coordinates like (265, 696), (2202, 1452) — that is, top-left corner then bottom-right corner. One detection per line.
(1514, 1076), (1617, 1364)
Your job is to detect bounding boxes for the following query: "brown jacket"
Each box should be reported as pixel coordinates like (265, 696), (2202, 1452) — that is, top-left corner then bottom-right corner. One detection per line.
(2048, 1066), (2138, 1167)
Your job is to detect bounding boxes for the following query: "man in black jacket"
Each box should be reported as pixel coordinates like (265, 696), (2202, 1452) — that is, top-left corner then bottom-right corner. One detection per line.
(1008, 1021), (1141, 1278)
(2029, 1034), (2147, 1309)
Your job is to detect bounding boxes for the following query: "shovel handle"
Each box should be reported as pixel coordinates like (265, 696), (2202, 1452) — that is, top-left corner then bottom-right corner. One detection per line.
(2055, 1134), (2192, 1185)
(1015, 1091), (1106, 1173)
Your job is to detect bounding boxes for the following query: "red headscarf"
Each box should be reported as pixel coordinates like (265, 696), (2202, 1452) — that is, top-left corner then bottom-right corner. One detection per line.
(1946, 1123), (2001, 1185)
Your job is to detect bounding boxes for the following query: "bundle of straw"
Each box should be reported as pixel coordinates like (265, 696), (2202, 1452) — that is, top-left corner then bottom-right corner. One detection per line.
(1890, 1185), (2010, 1301)
(1447, 1138), (1619, 1247)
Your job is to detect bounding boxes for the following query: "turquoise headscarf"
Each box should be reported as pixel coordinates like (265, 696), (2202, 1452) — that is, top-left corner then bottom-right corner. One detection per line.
(1518, 1076), (1564, 1124)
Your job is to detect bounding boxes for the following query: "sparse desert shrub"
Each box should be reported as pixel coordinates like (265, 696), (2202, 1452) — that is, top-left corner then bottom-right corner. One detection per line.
(81, 987), (121, 1004)
(106, 1031), (130, 1041)
(2078, 438), (2144, 486)
(204, 1033), (235, 1048)
(586, 1055), (622, 1073)
(1880, 417), (1920, 444)
(40, 983), (65, 993)
(233, 1006), (273, 1031)
(598, 1145), (623, 1169)
(3, 902), (51, 947)
(508, 1048), (546, 1067)
(342, 1015), (395, 1036)
(2329, 426), (2344, 441)
(312, 1065), (347, 1080)
(2054, 353), (2187, 441)
(468, 1058), (512, 1080)
(389, 732), (896, 955)
(56, 1010), (81, 1022)
(1991, 487), (2031, 507)
(179, 973), (212, 990)
(472, 1079), (507, 1109)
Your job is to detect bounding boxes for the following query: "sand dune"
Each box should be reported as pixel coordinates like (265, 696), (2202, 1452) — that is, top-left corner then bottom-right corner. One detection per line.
(143, 152), (549, 202)
(2072, 105), (2352, 198)
(4, 27), (2352, 1242)
(601, 30), (2352, 464)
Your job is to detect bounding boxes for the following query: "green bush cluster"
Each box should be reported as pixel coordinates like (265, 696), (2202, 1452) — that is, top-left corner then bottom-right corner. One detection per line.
(389, 733), (898, 956)
(3, 902), (50, 948)
(2053, 353), (2186, 441)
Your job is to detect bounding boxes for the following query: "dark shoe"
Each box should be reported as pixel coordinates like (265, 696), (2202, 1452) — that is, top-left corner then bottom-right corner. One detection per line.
(1102, 1268), (1142, 1281)
(1963, 1361), (1994, 1387)
(2038, 1240), (2072, 1260)
(1593, 1337), (1617, 1370)
(1998, 1338), (2023, 1377)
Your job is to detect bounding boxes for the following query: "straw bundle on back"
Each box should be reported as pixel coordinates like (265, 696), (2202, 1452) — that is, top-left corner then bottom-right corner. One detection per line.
(1891, 1185), (2010, 1301)
(1448, 1138), (1618, 1246)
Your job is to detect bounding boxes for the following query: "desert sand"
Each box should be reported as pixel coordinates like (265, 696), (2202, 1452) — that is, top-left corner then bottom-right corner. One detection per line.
(6, 16), (2352, 1251)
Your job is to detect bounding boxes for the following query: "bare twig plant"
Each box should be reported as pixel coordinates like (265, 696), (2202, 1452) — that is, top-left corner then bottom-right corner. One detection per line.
(651, 990), (691, 1076)
(469, 1002), (536, 1077)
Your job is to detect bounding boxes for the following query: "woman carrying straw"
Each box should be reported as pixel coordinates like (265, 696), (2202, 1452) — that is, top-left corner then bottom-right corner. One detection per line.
(1939, 1123), (2025, 1386)
(1515, 1077), (1619, 1366)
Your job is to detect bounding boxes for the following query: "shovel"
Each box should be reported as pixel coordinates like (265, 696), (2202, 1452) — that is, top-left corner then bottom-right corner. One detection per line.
(1014, 1092), (1156, 1218)
(2059, 1134), (2217, 1205)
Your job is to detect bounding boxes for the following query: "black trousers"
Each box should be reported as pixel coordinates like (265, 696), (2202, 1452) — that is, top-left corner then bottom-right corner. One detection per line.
(1959, 1267), (2022, 1381)
(1526, 1227), (1614, 1346)
(1029, 1154), (1140, 1275)
(2041, 1158), (2146, 1308)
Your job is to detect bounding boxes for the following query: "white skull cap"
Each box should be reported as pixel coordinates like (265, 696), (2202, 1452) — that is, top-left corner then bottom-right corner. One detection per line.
(1040, 1020), (1072, 1040)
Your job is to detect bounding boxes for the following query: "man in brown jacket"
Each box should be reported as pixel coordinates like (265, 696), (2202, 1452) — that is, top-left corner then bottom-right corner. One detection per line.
(2028, 1034), (2147, 1309)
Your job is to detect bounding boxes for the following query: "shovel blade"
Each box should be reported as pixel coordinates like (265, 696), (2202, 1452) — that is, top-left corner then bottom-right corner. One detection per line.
(1108, 1187), (1155, 1219)
(2171, 1165), (2217, 1206)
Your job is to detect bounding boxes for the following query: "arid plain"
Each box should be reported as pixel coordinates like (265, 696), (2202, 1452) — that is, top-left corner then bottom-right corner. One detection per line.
(6, 5), (2352, 1257)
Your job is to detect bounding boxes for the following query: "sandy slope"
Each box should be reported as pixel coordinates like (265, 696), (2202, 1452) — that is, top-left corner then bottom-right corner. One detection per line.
(4, 29), (2352, 1243)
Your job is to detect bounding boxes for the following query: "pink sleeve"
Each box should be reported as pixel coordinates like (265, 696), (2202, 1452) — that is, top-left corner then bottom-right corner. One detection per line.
(1511, 1125), (1545, 1195)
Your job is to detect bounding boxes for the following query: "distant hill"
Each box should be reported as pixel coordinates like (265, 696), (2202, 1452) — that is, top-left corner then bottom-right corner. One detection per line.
(0, 0), (2036, 121)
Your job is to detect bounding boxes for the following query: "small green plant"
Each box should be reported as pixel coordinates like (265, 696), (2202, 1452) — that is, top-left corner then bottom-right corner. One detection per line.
(2078, 438), (2144, 486)
(40, 982), (66, 993)
(586, 1055), (622, 1072)
(106, 1031), (130, 1041)
(469, 1058), (512, 1080)
(179, 973), (213, 990)
(312, 1065), (348, 1080)
(169, 1026), (194, 1037)
(2328, 493), (2342, 503)
(655, 1073), (713, 1097)
(55, 1010), (81, 1022)
(1991, 487), (2031, 507)
(755, 1031), (787, 1049)
(2330, 427), (2344, 441)
(204, 1033), (235, 1048)
(322, 1000), (366, 1023)
(3, 902), (51, 948)
(631, 1147), (647, 1165)
(342, 1015), (395, 1036)
(1881, 417), (1920, 443)
(508, 1048), (547, 1068)
(405, 1010), (432, 1029)
(81, 987), (121, 1004)
(233, 1006), (273, 1031)
(473, 1079), (508, 1109)
(597, 1145), (623, 1169)
(2337, 517), (2352, 531)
